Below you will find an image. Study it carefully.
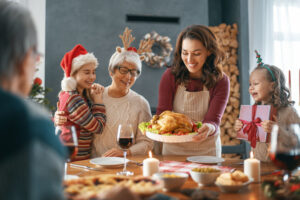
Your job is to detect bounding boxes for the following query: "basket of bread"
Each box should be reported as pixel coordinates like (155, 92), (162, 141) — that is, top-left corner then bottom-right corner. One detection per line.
(138, 111), (202, 143)
(215, 170), (252, 193)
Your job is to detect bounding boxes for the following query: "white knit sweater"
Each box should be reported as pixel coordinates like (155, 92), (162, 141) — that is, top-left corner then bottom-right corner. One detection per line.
(92, 87), (153, 156)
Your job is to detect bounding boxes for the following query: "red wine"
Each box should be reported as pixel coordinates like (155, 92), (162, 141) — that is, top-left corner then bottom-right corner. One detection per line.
(118, 138), (133, 150)
(65, 143), (78, 160)
(270, 151), (300, 171)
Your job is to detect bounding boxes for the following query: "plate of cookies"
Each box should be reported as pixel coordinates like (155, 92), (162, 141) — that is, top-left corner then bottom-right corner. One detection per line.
(215, 170), (252, 193)
(64, 174), (162, 199)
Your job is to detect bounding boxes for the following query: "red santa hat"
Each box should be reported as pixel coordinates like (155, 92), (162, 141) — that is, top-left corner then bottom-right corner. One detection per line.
(60, 44), (98, 91)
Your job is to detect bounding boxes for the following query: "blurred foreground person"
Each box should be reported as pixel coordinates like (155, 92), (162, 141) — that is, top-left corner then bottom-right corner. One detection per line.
(0, 2), (65, 200)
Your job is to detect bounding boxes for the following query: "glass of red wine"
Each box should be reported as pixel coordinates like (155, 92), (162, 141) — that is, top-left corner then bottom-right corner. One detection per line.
(269, 123), (300, 184)
(116, 124), (134, 176)
(55, 125), (78, 178)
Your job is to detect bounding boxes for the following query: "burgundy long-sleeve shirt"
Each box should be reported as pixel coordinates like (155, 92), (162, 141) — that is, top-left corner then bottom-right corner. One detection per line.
(156, 68), (230, 130)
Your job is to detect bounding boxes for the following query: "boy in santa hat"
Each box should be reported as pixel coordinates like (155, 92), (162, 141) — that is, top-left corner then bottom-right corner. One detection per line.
(57, 44), (106, 161)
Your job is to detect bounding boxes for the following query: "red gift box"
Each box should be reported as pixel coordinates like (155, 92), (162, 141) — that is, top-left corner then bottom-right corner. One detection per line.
(237, 105), (276, 148)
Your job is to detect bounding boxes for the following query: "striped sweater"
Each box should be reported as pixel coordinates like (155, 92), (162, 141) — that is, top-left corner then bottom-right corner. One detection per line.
(58, 91), (106, 161)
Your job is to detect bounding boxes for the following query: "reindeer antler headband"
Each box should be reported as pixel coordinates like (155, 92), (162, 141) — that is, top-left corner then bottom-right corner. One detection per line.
(255, 50), (275, 81)
(116, 27), (154, 61)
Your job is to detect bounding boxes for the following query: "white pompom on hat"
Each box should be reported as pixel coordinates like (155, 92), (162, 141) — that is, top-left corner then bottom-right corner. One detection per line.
(60, 44), (98, 91)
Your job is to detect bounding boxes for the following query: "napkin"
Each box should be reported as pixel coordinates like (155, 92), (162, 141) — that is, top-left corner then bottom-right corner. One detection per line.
(148, 193), (178, 200)
(159, 161), (234, 174)
(181, 189), (219, 200)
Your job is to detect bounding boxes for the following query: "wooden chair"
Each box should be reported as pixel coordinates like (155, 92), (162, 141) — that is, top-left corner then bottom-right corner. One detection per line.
(222, 140), (250, 159)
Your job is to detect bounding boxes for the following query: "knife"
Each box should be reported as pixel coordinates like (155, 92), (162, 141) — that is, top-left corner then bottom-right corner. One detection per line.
(129, 160), (143, 166)
(70, 163), (102, 171)
(261, 169), (282, 176)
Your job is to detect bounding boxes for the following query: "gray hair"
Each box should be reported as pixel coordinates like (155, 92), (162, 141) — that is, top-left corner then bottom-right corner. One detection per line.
(108, 49), (142, 77)
(0, 1), (37, 83)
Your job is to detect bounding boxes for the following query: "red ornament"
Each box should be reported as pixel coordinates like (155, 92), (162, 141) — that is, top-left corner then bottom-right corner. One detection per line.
(34, 77), (42, 85)
(127, 47), (137, 52)
(290, 183), (300, 192)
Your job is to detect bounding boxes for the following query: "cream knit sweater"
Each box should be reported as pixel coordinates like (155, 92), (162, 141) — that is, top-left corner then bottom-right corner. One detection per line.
(92, 87), (153, 156)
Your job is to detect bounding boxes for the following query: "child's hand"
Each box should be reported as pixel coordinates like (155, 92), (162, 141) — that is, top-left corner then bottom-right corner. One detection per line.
(54, 111), (67, 126)
(261, 120), (276, 133)
(90, 83), (104, 104)
(234, 119), (243, 132)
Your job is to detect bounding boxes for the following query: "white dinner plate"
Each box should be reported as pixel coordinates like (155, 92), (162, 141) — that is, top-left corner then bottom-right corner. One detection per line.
(146, 131), (198, 143)
(90, 157), (129, 167)
(186, 156), (225, 164)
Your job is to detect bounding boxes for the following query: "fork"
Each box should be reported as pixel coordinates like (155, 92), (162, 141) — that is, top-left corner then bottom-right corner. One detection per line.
(129, 160), (143, 166)
(70, 163), (103, 171)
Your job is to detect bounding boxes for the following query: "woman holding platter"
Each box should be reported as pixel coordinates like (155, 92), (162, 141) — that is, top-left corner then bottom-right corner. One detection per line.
(156, 25), (230, 157)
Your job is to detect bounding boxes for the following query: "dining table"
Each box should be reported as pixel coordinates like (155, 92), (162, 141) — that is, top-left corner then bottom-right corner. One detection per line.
(67, 155), (278, 200)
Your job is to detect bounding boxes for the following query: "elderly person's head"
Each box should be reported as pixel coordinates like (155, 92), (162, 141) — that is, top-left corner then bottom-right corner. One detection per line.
(107, 27), (153, 95)
(0, 1), (38, 97)
(108, 49), (141, 92)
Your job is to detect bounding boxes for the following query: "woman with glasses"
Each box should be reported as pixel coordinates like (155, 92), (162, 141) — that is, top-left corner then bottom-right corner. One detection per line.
(91, 28), (154, 157)
(0, 2), (65, 199)
(55, 28), (153, 157)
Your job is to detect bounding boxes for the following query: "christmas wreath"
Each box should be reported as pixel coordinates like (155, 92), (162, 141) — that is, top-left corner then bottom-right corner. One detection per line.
(142, 31), (173, 68)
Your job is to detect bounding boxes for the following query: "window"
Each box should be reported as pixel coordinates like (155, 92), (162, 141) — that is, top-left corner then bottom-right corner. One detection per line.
(273, 1), (300, 110)
(249, 0), (300, 111)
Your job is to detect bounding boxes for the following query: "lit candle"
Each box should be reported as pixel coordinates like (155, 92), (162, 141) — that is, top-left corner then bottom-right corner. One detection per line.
(244, 151), (260, 182)
(143, 151), (159, 177)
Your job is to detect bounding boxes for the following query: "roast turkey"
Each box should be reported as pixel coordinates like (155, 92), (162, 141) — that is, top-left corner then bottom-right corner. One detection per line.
(150, 111), (193, 133)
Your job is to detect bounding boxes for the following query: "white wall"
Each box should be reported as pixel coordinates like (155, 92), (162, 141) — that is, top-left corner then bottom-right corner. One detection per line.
(27, 0), (46, 87)
(9, 0), (46, 86)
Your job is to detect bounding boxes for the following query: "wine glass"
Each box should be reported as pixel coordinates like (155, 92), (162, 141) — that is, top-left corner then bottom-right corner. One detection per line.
(269, 123), (300, 184)
(55, 125), (78, 178)
(116, 124), (134, 176)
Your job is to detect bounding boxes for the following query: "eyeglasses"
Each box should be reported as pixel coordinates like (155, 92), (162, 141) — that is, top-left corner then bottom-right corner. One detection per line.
(32, 46), (44, 64)
(117, 66), (140, 77)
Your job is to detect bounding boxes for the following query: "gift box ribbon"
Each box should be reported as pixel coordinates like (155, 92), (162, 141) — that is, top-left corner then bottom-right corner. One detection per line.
(240, 105), (262, 148)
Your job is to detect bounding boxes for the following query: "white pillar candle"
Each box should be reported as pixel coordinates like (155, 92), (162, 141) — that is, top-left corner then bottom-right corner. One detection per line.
(143, 151), (159, 177)
(244, 151), (261, 182)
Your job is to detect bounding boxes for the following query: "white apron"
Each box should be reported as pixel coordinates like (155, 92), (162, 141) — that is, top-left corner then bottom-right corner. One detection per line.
(162, 85), (221, 157)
